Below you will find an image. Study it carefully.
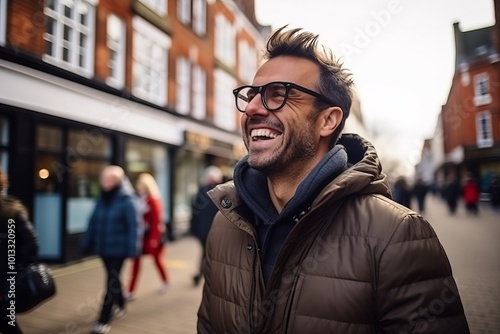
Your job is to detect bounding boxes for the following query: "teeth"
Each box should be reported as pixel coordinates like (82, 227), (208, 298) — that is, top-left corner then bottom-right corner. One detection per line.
(250, 129), (279, 140)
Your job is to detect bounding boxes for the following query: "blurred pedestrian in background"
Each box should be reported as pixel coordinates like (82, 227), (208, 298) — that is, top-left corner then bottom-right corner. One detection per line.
(189, 166), (223, 286)
(81, 165), (140, 334)
(488, 176), (500, 212)
(125, 173), (169, 301)
(412, 177), (428, 213)
(462, 174), (480, 216)
(0, 167), (39, 334)
(442, 173), (461, 215)
(197, 26), (469, 333)
(391, 176), (412, 209)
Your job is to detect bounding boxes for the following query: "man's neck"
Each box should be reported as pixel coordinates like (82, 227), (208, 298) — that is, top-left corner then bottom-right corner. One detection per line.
(266, 167), (311, 213)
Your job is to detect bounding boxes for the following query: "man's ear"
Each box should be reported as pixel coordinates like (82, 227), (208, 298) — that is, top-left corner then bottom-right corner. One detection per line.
(319, 106), (343, 138)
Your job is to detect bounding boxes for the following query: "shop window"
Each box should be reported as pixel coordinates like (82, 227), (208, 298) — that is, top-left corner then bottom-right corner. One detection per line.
(126, 138), (170, 222)
(43, 0), (97, 77)
(0, 115), (9, 173)
(66, 129), (111, 234)
(35, 124), (64, 259)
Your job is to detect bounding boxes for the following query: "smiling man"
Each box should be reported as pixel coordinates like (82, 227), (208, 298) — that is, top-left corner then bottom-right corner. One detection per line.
(197, 26), (469, 334)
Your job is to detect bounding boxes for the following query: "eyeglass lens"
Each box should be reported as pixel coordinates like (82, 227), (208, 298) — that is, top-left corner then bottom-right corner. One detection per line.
(236, 82), (288, 112)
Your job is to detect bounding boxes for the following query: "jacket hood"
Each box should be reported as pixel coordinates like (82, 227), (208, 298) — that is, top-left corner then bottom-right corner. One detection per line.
(210, 134), (391, 220)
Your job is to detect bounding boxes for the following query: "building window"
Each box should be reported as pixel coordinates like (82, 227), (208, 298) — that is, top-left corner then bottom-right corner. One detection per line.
(238, 40), (257, 84)
(192, 0), (206, 36)
(0, 0), (7, 45)
(192, 65), (206, 120)
(214, 68), (236, 131)
(215, 14), (235, 68)
(177, 0), (191, 25)
(138, 0), (167, 16)
(132, 16), (171, 106)
(43, 0), (97, 77)
(176, 56), (191, 115)
(106, 14), (126, 89)
(476, 111), (493, 148)
(473, 72), (492, 106)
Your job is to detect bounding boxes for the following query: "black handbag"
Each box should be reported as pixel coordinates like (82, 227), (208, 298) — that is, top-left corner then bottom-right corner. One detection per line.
(15, 262), (56, 313)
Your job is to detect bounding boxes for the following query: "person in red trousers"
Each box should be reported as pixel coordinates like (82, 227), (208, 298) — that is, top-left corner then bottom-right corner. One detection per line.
(462, 174), (480, 215)
(125, 173), (170, 300)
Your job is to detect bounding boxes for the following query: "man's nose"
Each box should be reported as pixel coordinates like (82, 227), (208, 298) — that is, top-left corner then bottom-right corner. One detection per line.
(244, 94), (269, 118)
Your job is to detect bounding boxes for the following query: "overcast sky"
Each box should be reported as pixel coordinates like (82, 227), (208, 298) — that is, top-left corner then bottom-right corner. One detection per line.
(254, 0), (496, 176)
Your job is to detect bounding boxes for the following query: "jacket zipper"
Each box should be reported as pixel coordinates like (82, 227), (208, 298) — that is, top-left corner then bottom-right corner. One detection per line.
(283, 270), (300, 333)
(248, 242), (257, 334)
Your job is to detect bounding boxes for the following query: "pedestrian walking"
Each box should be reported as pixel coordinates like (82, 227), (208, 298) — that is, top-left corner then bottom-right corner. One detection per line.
(125, 173), (169, 301)
(442, 173), (461, 215)
(0, 167), (39, 334)
(412, 177), (429, 212)
(488, 176), (500, 212)
(81, 165), (140, 334)
(391, 176), (412, 209)
(463, 175), (480, 215)
(197, 26), (469, 333)
(189, 166), (223, 286)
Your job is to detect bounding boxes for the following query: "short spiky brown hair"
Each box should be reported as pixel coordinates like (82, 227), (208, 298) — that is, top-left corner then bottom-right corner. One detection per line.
(264, 26), (354, 146)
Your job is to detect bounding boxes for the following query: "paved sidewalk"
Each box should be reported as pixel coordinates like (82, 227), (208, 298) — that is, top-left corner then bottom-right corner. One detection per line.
(16, 197), (500, 334)
(17, 236), (204, 334)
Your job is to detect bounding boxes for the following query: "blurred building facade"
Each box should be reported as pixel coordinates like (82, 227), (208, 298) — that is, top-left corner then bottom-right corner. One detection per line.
(416, 0), (500, 197)
(0, 0), (369, 264)
(0, 0), (270, 263)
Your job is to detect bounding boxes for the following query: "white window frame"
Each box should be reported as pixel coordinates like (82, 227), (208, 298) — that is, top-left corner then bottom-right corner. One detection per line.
(138, 0), (167, 16)
(177, 0), (191, 25)
(132, 16), (171, 106)
(473, 72), (492, 106)
(0, 0), (7, 45)
(215, 14), (235, 68)
(43, 0), (97, 77)
(476, 111), (493, 148)
(214, 68), (236, 131)
(192, 65), (206, 120)
(176, 56), (191, 115)
(238, 40), (256, 84)
(106, 14), (126, 89)
(192, 0), (206, 36)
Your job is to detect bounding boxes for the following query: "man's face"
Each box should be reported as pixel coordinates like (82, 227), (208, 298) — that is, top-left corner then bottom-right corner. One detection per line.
(100, 168), (120, 192)
(240, 56), (323, 175)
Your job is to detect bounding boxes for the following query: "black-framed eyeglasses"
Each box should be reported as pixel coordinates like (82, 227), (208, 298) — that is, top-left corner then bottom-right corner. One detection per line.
(233, 81), (335, 113)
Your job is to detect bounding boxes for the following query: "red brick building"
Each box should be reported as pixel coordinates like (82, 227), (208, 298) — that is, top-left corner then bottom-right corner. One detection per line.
(439, 11), (500, 195)
(0, 0), (269, 262)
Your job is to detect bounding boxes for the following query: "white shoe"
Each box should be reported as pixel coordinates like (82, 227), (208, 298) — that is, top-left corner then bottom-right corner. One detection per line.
(112, 306), (127, 320)
(159, 283), (169, 294)
(91, 323), (110, 334)
(124, 292), (136, 301)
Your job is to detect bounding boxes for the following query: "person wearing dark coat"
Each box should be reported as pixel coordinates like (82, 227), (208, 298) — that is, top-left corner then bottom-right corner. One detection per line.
(442, 173), (461, 215)
(412, 177), (429, 212)
(189, 166), (223, 286)
(0, 167), (39, 334)
(81, 165), (140, 334)
(392, 176), (412, 209)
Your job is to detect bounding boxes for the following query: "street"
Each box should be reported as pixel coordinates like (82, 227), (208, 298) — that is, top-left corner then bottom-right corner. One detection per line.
(17, 196), (499, 334)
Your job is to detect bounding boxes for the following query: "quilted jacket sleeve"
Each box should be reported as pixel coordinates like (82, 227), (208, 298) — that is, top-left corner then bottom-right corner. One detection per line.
(377, 213), (470, 333)
(197, 221), (214, 334)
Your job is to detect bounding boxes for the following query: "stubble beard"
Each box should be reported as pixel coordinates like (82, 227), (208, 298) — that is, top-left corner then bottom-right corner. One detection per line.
(247, 121), (317, 175)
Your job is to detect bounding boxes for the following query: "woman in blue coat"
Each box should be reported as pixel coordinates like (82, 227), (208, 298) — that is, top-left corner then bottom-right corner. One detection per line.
(82, 165), (140, 334)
